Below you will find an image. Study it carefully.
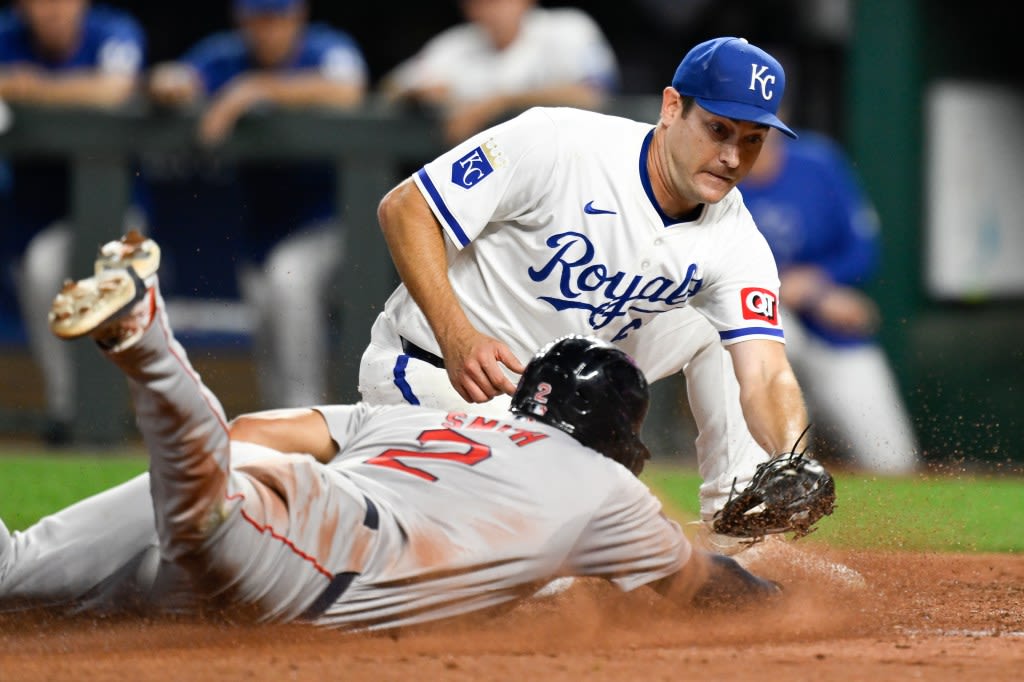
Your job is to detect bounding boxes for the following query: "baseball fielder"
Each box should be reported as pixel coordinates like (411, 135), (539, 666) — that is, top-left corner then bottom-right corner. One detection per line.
(360, 36), (809, 527)
(0, 248), (779, 627)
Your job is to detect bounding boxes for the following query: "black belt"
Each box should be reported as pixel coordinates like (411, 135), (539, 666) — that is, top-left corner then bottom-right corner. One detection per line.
(401, 336), (445, 369)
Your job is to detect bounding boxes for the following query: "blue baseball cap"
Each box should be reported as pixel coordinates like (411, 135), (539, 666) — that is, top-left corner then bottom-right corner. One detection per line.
(672, 37), (797, 139)
(234, 0), (303, 15)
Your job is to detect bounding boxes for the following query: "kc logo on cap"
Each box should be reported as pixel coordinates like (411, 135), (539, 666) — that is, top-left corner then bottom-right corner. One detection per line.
(749, 64), (776, 101)
(671, 37), (797, 139)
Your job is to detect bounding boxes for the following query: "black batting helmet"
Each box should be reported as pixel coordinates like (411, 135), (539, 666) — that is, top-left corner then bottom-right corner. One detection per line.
(510, 335), (651, 475)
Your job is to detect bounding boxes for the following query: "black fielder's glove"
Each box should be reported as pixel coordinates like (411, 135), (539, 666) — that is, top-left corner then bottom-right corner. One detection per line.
(711, 447), (836, 542)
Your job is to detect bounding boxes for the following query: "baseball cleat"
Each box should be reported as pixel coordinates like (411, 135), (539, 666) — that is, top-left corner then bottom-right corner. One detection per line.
(94, 229), (161, 282)
(49, 267), (147, 341)
(690, 553), (782, 609)
(687, 520), (866, 589)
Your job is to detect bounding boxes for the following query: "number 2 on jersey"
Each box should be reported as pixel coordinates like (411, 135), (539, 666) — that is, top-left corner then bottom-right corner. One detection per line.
(366, 429), (492, 481)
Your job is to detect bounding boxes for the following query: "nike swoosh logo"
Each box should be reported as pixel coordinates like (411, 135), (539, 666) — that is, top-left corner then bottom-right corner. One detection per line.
(583, 200), (617, 215)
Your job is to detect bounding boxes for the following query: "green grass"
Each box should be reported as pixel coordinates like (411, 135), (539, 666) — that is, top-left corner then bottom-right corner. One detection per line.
(2, 453), (1023, 554)
(1, 452), (148, 531)
(643, 465), (1024, 553)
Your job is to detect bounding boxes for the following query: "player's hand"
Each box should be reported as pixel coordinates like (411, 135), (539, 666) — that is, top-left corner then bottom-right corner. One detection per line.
(442, 332), (525, 403)
(148, 63), (200, 107)
(198, 75), (266, 146)
(779, 266), (830, 311)
(0, 66), (45, 101)
(809, 287), (880, 336)
(781, 266), (880, 336)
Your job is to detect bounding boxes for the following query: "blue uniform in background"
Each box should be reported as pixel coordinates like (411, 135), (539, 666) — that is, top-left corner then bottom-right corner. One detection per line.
(0, 4), (144, 441)
(140, 20), (367, 408)
(738, 131), (919, 474)
(0, 5), (145, 247)
(180, 24), (365, 262)
(739, 131), (880, 347)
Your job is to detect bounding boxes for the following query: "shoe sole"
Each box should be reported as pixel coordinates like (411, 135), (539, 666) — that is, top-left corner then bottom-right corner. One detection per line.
(49, 267), (145, 340)
(94, 229), (161, 281)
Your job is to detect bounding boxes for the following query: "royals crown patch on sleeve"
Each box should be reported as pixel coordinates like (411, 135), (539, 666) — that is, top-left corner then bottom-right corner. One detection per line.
(451, 138), (506, 189)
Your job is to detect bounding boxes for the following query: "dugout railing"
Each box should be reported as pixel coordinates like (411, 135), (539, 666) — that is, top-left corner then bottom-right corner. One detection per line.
(0, 96), (662, 444)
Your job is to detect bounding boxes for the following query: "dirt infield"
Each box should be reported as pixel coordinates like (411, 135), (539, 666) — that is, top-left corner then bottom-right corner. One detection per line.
(2, 546), (1023, 681)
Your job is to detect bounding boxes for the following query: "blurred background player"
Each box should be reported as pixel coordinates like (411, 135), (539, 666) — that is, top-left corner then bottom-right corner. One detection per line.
(0, 0), (144, 445)
(738, 114), (920, 475)
(146, 0), (367, 408)
(380, 0), (618, 143)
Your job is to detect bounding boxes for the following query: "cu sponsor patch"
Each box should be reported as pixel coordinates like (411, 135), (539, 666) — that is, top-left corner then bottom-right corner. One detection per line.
(451, 138), (506, 189)
(740, 287), (778, 325)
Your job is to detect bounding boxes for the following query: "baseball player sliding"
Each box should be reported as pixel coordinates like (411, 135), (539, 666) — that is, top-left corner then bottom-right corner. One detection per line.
(358, 36), (812, 541)
(0, 234), (779, 627)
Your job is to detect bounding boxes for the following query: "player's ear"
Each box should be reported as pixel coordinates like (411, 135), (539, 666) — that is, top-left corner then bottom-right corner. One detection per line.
(659, 87), (682, 125)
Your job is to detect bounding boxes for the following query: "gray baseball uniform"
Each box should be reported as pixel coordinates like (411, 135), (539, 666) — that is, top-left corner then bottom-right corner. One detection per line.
(1, 286), (688, 629)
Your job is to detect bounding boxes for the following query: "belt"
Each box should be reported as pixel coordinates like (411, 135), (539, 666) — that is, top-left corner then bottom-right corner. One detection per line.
(400, 336), (445, 369)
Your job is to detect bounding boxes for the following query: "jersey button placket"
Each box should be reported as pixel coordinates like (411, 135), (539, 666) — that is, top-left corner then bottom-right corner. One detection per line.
(645, 237), (666, 269)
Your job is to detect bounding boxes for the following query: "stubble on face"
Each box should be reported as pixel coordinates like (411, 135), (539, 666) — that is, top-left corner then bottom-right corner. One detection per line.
(648, 93), (768, 219)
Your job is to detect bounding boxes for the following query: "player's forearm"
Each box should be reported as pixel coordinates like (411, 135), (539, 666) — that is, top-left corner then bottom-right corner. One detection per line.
(739, 369), (808, 455)
(496, 83), (608, 112)
(377, 179), (474, 346)
(7, 73), (136, 107)
(728, 340), (809, 454)
(148, 62), (204, 106)
(229, 409), (338, 463)
(239, 72), (365, 109)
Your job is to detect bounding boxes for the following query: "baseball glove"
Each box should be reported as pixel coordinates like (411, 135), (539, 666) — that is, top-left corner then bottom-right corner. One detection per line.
(711, 446), (836, 542)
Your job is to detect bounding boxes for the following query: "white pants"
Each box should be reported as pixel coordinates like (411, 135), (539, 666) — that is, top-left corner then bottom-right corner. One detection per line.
(237, 221), (344, 409)
(358, 308), (771, 520)
(783, 315), (919, 474)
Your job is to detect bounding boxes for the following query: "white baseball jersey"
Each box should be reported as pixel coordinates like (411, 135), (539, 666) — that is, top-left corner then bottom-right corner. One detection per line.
(387, 106), (784, 374)
(385, 7), (618, 102)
